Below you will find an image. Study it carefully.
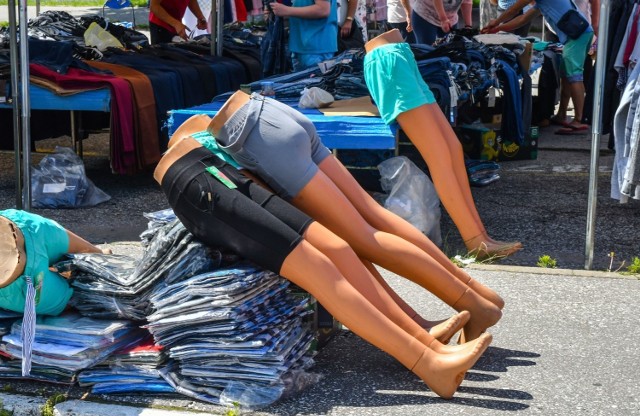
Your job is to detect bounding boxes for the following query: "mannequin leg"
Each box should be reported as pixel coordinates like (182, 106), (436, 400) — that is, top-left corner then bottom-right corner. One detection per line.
(291, 170), (501, 341)
(395, 103), (522, 258)
(280, 239), (493, 398)
(317, 155), (505, 310)
(303, 221), (470, 350)
(359, 259), (470, 344)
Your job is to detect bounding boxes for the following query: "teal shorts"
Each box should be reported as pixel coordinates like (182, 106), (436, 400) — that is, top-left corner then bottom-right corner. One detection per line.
(364, 42), (436, 125)
(0, 210), (71, 315)
(561, 30), (594, 83)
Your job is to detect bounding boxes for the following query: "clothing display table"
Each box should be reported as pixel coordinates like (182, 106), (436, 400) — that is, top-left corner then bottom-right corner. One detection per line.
(168, 98), (398, 151)
(1, 83), (111, 155)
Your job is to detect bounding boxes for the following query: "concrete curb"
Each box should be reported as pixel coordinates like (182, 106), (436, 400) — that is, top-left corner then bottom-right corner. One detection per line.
(467, 262), (639, 280)
(0, 393), (221, 416)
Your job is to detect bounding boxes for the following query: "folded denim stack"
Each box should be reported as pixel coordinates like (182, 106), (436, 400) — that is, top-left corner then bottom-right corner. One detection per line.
(78, 338), (174, 394)
(57, 219), (222, 321)
(145, 265), (316, 408)
(0, 313), (146, 374)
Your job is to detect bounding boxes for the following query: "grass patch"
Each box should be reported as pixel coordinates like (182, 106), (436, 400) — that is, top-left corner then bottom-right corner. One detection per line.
(41, 394), (66, 416)
(536, 254), (557, 268)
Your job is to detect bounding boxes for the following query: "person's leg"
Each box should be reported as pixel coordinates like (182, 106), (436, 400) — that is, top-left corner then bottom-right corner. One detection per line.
(291, 170), (502, 341)
(561, 32), (594, 128)
(553, 77), (571, 124)
(567, 80), (586, 125)
(317, 154), (505, 309)
(395, 103), (522, 258)
(303, 221), (470, 347)
(280, 239), (492, 399)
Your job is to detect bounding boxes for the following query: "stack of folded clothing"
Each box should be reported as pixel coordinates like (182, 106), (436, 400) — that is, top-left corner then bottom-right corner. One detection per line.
(57, 218), (222, 321)
(145, 265), (316, 408)
(78, 337), (174, 394)
(0, 313), (146, 380)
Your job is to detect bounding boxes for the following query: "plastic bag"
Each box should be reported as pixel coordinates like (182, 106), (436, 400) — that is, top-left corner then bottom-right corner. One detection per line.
(378, 156), (442, 246)
(298, 87), (334, 109)
(31, 146), (111, 208)
(84, 22), (124, 51)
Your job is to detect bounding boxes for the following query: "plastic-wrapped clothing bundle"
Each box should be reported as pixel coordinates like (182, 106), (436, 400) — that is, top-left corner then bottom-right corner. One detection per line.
(0, 313), (146, 372)
(56, 219), (221, 320)
(145, 264), (317, 409)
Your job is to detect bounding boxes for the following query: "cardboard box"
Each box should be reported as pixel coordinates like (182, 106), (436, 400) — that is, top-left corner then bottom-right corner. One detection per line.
(456, 124), (500, 161)
(496, 126), (538, 161)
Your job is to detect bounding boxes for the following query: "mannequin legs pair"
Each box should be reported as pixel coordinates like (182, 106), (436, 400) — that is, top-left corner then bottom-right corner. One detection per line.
(363, 29), (521, 259)
(291, 155), (502, 341)
(394, 104), (522, 259)
(281, 222), (492, 398)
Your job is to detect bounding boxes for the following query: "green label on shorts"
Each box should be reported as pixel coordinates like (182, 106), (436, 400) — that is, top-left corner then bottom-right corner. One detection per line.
(206, 166), (237, 189)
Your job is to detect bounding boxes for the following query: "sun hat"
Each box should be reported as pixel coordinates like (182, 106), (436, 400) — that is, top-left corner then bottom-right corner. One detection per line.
(0, 216), (26, 288)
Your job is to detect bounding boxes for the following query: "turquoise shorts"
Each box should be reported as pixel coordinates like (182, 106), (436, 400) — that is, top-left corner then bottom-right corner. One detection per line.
(363, 42), (436, 125)
(0, 210), (71, 315)
(561, 30), (594, 83)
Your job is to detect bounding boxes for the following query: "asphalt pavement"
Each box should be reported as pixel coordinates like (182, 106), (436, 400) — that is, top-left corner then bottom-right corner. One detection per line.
(0, 5), (639, 415)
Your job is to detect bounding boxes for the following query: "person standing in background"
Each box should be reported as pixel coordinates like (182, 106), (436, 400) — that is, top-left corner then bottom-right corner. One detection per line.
(338, 0), (368, 43)
(386, 0), (416, 42)
(483, 0), (595, 133)
(409, 0), (474, 46)
(497, 0), (532, 37)
(270, 0), (338, 71)
(541, 0), (599, 127)
(480, 0), (499, 28)
(149, 0), (209, 44)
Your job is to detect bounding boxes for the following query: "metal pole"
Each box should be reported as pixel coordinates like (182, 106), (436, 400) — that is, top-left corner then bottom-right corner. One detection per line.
(19, 0), (32, 210)
(216, 0), (223, 56)
(584, 0), (610, 269)
(8, 0), (22, 209)
(209, 0), (216, 56)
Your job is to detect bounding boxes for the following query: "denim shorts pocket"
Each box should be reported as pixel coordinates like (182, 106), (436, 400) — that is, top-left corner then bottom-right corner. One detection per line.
(181, 175), (215, 214)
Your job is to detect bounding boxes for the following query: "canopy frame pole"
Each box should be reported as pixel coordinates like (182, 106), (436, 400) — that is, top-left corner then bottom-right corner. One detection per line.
(584, 0), (611, 269)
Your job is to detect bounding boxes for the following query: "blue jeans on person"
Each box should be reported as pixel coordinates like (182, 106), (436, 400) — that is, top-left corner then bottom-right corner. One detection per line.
(411, 11), (445, 45)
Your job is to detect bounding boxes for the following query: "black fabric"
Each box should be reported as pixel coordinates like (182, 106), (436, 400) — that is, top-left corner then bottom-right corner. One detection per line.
(556, 9), (589, 40)
(162, 147), (312, 273)
(337, 22), (365, 53)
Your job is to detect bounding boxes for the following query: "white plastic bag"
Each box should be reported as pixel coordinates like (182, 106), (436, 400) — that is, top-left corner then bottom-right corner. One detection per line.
(84, 22), (124, 51)
(298, 87), (334, 109)
(378, 156), (442, 246)
(30, 146), (111, 208)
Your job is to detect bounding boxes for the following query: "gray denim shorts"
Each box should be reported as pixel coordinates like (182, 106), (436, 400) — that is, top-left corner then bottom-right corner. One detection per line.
(215, 93), (332, 200)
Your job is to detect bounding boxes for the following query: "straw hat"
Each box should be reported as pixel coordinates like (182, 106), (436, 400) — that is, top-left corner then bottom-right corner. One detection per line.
(0, 216), (26, 288)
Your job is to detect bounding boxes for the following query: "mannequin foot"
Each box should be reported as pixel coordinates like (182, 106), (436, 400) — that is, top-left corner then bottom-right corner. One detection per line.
(429, 331), (492, 354)
(412, 333), (492, 399)
(422, 311), (471, 344)
(466, 278), (505, 310)
(452, 289), (502, 342)
(466, 239), (523, 261)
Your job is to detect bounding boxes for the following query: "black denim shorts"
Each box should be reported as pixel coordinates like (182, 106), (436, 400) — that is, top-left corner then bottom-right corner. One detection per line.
(161, 147), (313, 273)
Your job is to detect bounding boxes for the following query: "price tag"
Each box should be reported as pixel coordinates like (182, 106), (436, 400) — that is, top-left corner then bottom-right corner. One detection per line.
(487, 86), (496, 108)
(206, 166), (237, 189)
